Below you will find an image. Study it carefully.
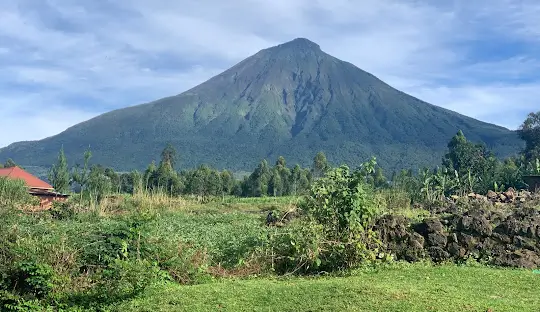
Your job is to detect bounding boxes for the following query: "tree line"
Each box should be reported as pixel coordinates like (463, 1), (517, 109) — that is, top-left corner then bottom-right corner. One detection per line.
(387, 111), (540, 202)
(41, 141), (333, 203)
(5, 111), (540, 202)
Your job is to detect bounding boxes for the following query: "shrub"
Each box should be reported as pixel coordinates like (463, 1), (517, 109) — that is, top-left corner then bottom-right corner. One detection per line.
(7, 261), (57, 299)
(77, 210), (159, 267)
(302, 165), (379, 234)
(298, 164), (382, 271)
(49, 201), (76, 220)
(93, 259), (161, 302)
(0, 290), (51, 312)
(0, 177), (37, 209)
(142, 237), (212, 285)
(263, 220), (324, 274)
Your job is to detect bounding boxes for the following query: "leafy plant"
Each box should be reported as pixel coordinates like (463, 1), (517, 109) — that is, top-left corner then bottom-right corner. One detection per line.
(0, 177), (37, 209)
(299, 162), (382, 271)
(263, 220), (324, 274)
(48, 146), (70, 194)
(492, 182), (505, 193)
(518, 111), (540, 162)
(0, 290), (51, 312)
(93, 259), (161, 302)
(9, 261), (56, 299)
(49, 201), (76, 220)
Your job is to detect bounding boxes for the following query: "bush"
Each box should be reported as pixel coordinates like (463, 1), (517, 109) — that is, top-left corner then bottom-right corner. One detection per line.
(6, 261), (57, 299)
(263, 220), (324, 274)
(0, 216), (78, 303)
(0, 290), (50, 312)
(302, 165), (379, 234)
(93, 259), (162, 302)
(298, 164), (382, 271)
(77, 210), (159, 267)
(0, 177), (37, 209)
(142, 236), (212, 285)
(49, 201), (76, 220)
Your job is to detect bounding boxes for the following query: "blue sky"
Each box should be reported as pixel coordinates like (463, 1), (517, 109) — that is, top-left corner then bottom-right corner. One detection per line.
(1, 0), (540, 148)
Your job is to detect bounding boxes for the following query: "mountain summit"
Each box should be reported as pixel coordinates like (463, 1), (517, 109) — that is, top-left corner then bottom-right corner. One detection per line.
(0, 38), (521, 171)
(274, 37), (321, 50)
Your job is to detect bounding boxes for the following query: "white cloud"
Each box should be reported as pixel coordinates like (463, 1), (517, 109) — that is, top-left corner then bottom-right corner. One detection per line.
(406, 83), (540, 130)
(1, 0), (540, 148)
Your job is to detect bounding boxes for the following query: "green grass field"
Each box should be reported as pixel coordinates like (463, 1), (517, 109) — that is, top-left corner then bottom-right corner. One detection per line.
(2, 195), (539, 311)
(111, 264), (540, 311)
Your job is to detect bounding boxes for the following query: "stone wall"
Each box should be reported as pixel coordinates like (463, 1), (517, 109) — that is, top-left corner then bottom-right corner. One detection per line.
(375, 194), (540, 269)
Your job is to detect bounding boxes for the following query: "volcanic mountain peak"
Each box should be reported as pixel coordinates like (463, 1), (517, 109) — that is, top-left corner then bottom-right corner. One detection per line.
(0, 38), (522, 172)
(275, 37), (321, 50)
(249, 37), (325, 63)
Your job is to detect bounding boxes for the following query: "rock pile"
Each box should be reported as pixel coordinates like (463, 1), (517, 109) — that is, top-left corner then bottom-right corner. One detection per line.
(375, 206), (540, 268)
(460, 188), (535, 204)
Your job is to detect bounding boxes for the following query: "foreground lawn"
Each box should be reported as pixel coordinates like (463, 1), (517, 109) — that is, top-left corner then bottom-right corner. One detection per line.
(110, 264), (540, 312)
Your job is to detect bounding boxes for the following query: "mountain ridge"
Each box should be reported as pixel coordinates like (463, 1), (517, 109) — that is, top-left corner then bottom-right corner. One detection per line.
(0, 38), (523, 171)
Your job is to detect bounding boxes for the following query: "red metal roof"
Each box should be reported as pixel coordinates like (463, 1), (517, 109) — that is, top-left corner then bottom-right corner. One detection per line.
(0, 166), (54, 190)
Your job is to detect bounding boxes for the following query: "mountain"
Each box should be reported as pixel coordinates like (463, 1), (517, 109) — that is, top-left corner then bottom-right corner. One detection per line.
(0, 38), (523, 172)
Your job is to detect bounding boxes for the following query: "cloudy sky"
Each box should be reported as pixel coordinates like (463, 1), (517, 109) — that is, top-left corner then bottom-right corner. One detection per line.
(1, 0), (539, 148)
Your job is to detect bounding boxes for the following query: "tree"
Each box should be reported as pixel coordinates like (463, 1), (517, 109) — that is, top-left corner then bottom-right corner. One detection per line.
(160, 143), (178, 169)
(119, 172), (134, 194)
(242, 160), (271, 197)
(168, 174), (184, 196)
(269, 167), (284, 196)
(443, 130), (488, 175)
(208, 170), (222, 196)
(87, 165), (112, 203)
(312, 151), (329, 179)
(147, 144), (184, 195)
(71, 147), (92, 202)
(497, 157), (527, 190)
(104, 168), (121, 192)
(220, 170), (235, 197)
(518, 111), (540, 162)
(4, 158), (17, 168)
(186, 165), (210, 196)
(279, 166), (292, 195)
(442, 131), (497, 193)
(143, 161), (157, 190)
(131, 170), (143, 194)
(367, 166), (388, 188)
(290, 164), (311, 196)
(156, 161), (174, 191)
(48, 146), (70, 193)
(276, 156), (286, 168)
(185, 164), (221, 197)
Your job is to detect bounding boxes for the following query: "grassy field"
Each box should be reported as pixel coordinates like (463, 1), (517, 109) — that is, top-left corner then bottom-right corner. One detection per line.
(111, 264), (540, 311)
(2, 194), (539, 311)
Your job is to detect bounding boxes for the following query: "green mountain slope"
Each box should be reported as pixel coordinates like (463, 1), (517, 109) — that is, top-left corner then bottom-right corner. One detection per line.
(0, 38), (523, 171)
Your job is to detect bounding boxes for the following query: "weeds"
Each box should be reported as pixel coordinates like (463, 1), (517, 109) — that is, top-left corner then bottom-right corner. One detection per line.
(0, 177), (38, 209)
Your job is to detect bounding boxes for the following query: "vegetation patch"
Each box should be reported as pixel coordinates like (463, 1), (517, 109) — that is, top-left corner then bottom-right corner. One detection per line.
(1, 112), (540, 310)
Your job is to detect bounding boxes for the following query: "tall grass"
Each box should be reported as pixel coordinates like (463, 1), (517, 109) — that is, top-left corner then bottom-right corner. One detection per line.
(376, 188), (431, 222)
(0, 176), (37, 209)
(100, 190), (187, 214)
(67, 187), (189, 217)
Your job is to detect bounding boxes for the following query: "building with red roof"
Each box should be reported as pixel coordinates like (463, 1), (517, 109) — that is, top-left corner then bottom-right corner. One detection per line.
(0, 166), (69, 209)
